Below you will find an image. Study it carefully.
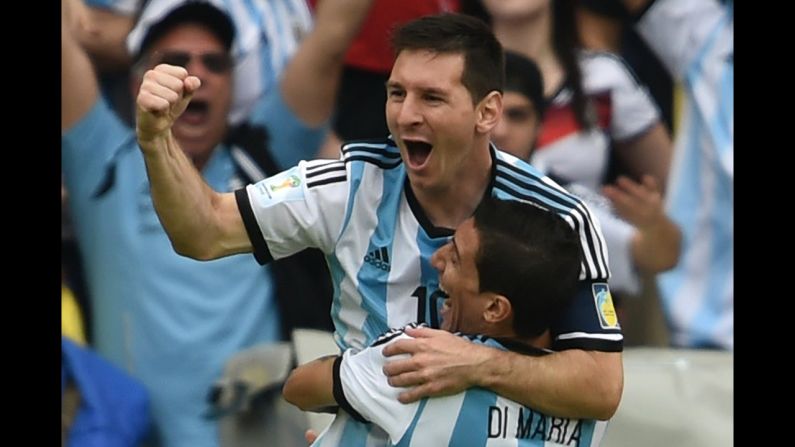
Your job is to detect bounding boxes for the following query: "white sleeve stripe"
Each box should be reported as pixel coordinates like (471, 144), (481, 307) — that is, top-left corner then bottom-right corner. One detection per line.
(556, 332), (624, 341)
(306, 160), (345, 173)
(306, 164), (346, 179)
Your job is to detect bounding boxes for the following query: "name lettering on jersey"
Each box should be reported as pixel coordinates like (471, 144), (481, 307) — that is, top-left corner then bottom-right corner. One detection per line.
(488, 406), (583, 445)
(364, 247), (391, 271)
(592, 283), (620, 329)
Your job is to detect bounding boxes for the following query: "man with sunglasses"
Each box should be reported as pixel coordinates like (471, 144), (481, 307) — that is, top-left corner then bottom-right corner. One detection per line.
(61, 0), (374, 445)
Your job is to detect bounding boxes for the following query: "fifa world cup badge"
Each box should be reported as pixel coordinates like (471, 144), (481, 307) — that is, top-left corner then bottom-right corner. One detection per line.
(592, 283), (620, 329)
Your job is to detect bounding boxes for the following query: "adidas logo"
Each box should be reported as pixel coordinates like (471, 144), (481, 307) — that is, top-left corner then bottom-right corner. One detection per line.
(364, 247), (391, 271)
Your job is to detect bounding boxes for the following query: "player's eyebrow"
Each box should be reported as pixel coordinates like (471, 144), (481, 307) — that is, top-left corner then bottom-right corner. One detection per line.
(451, 236), (460, 261)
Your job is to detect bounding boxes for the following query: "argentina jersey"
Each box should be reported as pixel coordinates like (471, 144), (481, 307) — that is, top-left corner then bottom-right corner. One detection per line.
(237, 139), (450, 351)
(237, 139), (618, 352)
(312, 324), (607, 447)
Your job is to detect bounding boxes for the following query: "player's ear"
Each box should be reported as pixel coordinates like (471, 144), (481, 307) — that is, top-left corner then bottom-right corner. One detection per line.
(475, 91), (502, 134)
(483, 294), (512, 325)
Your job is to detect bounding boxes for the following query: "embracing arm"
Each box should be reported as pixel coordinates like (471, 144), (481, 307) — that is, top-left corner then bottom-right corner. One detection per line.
(476, 347), (622, 420)
(135, 66), (251, 260)
(283, 355), (338, 412)
(383, 327), (623, 420)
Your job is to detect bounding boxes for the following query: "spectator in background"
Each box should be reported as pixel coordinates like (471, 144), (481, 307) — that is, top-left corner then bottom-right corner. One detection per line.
(494, 50), (680, 299)
(619, 0), (733, 350)
(61, 0), (373, 444)
(72, 0), (314, 126)
(476, 0), (672, 194)
(128, 0), (314, 125)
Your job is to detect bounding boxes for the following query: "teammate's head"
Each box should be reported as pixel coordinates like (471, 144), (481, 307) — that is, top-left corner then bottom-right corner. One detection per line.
(387, 14), (504, 195)
(432, 197), (582, 340)
(492, 51), (547, 161)
(130, 1), (235, 169)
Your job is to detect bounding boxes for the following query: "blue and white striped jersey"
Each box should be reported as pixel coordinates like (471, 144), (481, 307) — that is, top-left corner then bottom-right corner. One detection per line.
(637, 0), (733, 349)
(312, 324), (607, 447)
(237, 139), (620, 351)
(126, 0), (313, 124)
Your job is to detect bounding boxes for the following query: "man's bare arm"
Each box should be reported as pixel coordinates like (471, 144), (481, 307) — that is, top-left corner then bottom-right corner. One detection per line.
(280, 0), (375, 126)
(613, 122), (672, 193)
(283, 355), (338, 412)
(135, 66), (252, 260)
(382, 326), (623, 420)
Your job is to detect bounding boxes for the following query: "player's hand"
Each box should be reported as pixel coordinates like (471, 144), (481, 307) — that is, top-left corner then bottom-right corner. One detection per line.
(381, 326), (492, 403)
(136, 64), (201, 149)
(602, 175), (664, 230)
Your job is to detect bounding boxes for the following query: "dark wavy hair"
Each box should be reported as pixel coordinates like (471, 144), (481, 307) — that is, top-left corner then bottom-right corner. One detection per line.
(391, 13), (504, 104)
(473, 197), (582, 338)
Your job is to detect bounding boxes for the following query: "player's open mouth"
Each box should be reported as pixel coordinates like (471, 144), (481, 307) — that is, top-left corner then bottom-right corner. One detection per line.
(404, 140), (433, 168)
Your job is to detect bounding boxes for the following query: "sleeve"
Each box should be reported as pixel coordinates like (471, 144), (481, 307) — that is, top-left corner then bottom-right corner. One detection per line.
(61, 98), (133, 202)
(566, 183), (639, 295)
(334, 333), (421, 443)
(635, 0), (727, 81)
(249, 77), (328, 169)
(550, 280), (624, 352)
(549, 185), (625, 351)
(589, 210), (639, 296)
(235, 159), (350, 264)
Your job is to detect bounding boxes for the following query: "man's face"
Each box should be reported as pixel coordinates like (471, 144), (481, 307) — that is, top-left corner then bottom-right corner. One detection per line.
(136, 23), (233, 166)
(492, 91), (539, 161)
(386, 50), (482, 194)
(431, 218), (491, 333)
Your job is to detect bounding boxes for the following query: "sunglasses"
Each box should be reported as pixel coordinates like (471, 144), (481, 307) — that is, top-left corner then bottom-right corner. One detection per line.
(152, 50), (233, 74)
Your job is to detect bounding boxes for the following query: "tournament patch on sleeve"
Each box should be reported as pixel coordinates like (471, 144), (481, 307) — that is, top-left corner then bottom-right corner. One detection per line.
(592, 283), (620, 330)
(253, 167), (305, 202)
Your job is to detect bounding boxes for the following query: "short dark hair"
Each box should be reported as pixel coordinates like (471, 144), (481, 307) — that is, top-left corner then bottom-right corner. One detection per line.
(133, 1), (235, 63)
(504, 51), (547, 119)
(473, 197), (582, 338)
(391, 13), (504, 104)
